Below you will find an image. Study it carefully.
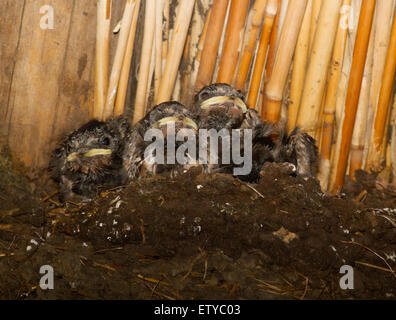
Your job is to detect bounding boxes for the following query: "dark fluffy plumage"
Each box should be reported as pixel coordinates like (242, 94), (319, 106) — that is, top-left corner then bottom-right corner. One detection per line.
(50, 116), (130, 202)
(122, 101), (199, 181)
(194, 83), (247, 130)
(194, 83), (319, 182)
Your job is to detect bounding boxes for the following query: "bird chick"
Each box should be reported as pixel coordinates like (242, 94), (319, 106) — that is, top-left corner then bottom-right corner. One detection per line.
(194, 83), (247, 130)
(194, 83), (274, 177)
(122, 101), (199, 181)
(50, 116), (130, 202)
(194, 83), (318, 181)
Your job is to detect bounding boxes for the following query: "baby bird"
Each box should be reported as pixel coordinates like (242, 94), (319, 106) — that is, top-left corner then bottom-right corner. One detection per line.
(194, 83), (248, 130)
(194, 83), (275, 176)
(50, 116), (130, 202)
(122, 101), (199, 181)
(194, 83), (318, 181)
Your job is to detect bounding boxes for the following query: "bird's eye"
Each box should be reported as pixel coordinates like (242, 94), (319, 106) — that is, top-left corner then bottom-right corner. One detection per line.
(101, 137), (110, 146)
(199, 91), (210, 102)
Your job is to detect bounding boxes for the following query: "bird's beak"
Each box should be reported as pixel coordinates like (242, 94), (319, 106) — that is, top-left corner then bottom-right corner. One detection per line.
(66, 149), (112, 162)
(200, 96), (247, 113)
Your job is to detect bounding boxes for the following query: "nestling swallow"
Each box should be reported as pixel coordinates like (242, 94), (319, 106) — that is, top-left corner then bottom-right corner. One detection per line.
(50, 116), (130, 202)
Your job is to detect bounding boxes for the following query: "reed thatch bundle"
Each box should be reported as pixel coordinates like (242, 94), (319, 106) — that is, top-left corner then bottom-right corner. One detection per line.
(92, 0), (396, 194)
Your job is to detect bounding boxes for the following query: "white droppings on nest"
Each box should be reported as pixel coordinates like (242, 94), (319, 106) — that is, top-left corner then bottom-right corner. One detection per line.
(180, 216), (186, 225)
(123, 223), (131, 231)
(193, 217), (202, 235)
(107, 236), (112, 241)
(46, 231), (51, 238)
(343, 229), (349, 234)
(99, 223), (105, 227)
(385, 252), (396, 262)
(305, 221), (310, 227)
(115, 200), (123, 209)
(26, 245), (32, 251)
(373, 208), (396, 214)
(193, 225), (202, 235)
(107, 207), (114, 214)
(330, 245), (337, 252)
(113, 219), (118, 225)
(30, 239), (38, 246)
(110, 195), (121, 205)
(82, 242), (88, 247)
(196, 185), (203, 190)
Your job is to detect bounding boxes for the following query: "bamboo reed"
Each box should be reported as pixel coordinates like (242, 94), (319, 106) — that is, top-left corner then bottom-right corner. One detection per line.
(364, 0), (394, 164)
(365, 0), (395, 171)
(349, 24), (375, 179)
(94, 0), (112, 120)
(162, 0), (170, 73)
(332, 0), (376, 194)
(235, 0), (268, 91)
(328, 4), (358, 192)
(317, 0), (351, 190)
(182, 0), (211, 104)
(287, 0), (312, 133)
(260, 0), (281, 119)
(247, 0), (277, 109)
(145, 38), (156, 110)
(212, 3), (231, 82)
(114, 0), (141, 117)
(190, 7), (212, 96)
(308, 0), (322, 55)
(275, 0), (289, 53)
(103, 0), (136, 120)
(296, 0), (343, 137)
(366, 13), (396, 172)
(156, 0), (196, 104)
(264, 0), (308, 123)
(195, 0), (229, 92)
(154, 0), (165, 101)
(390, 95), (396, 178)
(217, 0), (250, 84)
(180, 33), (192, 104)
(132, 0), (156, 124)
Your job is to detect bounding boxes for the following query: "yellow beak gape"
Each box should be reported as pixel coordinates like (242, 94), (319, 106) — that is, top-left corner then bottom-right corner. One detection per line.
(200, 96), (247, 113)
(66, 149), (112, 162)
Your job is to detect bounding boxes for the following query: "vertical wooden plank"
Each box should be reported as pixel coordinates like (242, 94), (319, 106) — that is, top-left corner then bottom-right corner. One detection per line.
(6, 0), (75, 171)
(0, 0), (25, 145)
(1, 0), (127, 171)
(50, 0), (97, 148)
